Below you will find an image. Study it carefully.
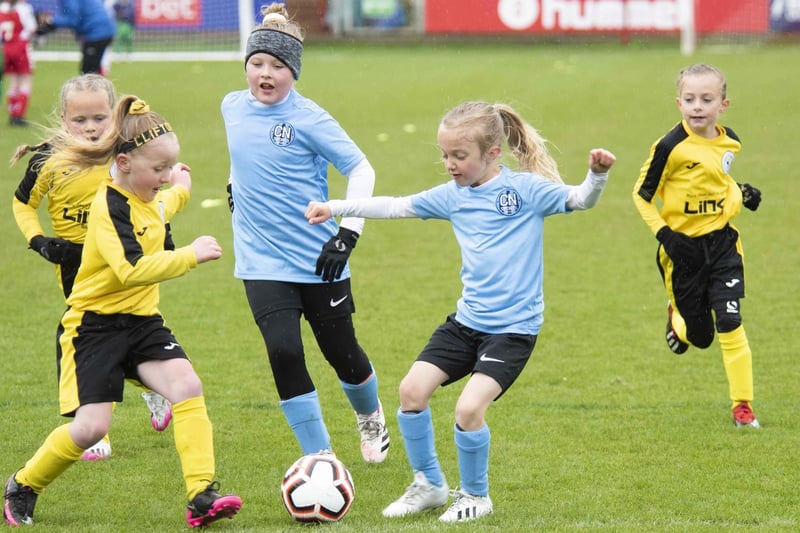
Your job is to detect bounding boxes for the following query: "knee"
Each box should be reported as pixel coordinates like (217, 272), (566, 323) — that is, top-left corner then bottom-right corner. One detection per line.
(72, 414), (111, 447)
(715, 312), (742, 334)
(454, 398), (486, 432)
(170, 373), (203, 402)
(398, 376), (429, 412)
(684, 313), (715, 348)
(687, 330), (715, 349)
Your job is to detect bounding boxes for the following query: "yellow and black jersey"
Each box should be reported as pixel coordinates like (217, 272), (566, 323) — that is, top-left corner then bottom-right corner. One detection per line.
(12, 146), (113, 244)
(633, 120), (743, 238)
(67, 181), (195, 316)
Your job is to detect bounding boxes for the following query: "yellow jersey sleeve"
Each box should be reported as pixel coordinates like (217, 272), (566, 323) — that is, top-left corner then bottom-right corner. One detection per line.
(67, 182), (197, 316)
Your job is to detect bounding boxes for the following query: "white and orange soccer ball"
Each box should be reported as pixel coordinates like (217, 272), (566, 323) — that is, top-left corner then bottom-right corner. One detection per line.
(280, 452), (355, 523)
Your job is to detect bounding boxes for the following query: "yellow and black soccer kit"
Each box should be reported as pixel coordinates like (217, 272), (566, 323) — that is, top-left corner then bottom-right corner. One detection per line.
(632, 119), (754, 405)
(60, 181), (194, 415)
(13, 149), (112, 297)
(15, 181), (217, 501)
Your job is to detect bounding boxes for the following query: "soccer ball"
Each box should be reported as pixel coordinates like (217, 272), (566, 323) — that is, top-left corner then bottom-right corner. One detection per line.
(281, 453), (355, 522)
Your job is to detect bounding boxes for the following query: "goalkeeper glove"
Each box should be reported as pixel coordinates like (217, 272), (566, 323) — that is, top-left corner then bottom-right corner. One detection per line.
(738, 182), (761, 211)
(29, 235), (80, 265)
(656, 226), (703, 269)
(315, 227), (359, 283)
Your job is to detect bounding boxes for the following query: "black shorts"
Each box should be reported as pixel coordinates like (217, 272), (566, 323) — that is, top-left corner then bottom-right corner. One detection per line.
(418, 314), (536, 398)
(57, 310), (188, 416)
(243, 279), (356, 322)
(658, 225), (745, 315)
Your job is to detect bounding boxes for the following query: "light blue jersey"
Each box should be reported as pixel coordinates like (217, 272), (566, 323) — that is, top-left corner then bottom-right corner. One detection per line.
(222, 89), (365, 282)
(411, 166), (570, 335)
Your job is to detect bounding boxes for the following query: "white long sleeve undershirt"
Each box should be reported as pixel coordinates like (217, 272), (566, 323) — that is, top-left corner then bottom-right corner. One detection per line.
(328, 168), (608, 219)
(338, 158), (376, 235)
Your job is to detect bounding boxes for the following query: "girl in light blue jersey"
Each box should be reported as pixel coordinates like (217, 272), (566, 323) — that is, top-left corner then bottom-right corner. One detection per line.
(306, 101), (616, 523)
(221, 3), (389, 464)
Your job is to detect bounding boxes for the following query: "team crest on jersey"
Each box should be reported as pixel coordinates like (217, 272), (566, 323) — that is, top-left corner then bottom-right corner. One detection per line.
(270, 122), (295, 147)
(721, 150), (734, 174)
(495, 188), (522, 216)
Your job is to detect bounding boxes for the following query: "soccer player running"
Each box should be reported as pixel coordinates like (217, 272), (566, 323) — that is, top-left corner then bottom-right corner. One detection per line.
(4, 97), (242, 528)
(221, 3), (390, 464)
(306, 101), (615, 522)
(632, 63), (762, 428)
(12, 74), (173, 462)
(0, 0), (36, 125)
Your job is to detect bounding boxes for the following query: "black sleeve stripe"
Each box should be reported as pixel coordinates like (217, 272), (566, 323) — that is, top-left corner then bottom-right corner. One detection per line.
(636, 123), (688, 201)
(107, 187), (144, 266)
(724, 126), (740, 143)
(13, 148), (53, 204)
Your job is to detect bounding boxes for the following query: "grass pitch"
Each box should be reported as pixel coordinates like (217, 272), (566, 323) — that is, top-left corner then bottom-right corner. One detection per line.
(1, 42), (799, 531)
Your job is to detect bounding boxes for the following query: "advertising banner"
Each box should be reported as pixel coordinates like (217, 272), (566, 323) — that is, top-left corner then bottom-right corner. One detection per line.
(425, 0), (769, 34)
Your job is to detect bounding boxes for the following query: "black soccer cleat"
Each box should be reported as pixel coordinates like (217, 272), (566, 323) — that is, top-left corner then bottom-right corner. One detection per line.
(185, 482), (242, 528)
(4, 472), (38, 526)
(665, 303), (689, 354)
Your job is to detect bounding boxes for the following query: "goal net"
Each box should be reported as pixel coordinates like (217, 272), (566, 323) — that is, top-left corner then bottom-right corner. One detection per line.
(30, 0), (256, 62)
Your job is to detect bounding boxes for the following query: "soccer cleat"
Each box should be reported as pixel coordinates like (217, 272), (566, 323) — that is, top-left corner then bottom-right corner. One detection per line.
(382, 471), (449, 517)
(142, 391), (172, 431)
(665, 302), (689, 354)
(438, 488), (493, 523)
(4, 472), (38, 526)
(81, 435), (112, 461)
(356, 402), (390, 463)
(185, 482), (242, 528)
(732, 402), (761, 428)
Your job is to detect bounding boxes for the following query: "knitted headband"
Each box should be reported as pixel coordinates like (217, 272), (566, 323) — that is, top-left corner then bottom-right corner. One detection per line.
(245, 28), (303, 80)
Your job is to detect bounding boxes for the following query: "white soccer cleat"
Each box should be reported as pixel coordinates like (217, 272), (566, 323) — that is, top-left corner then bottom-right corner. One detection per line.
(81, 435), (112, 461)
(142, 391), (172, 431)
(382, 471), (449, 517)
(355, 402), (389, 463)
(438, 488), (493, 522)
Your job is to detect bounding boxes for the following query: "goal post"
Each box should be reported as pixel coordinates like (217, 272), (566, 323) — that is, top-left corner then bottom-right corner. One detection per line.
(678, 0), (696, 56)
(31, 0), (256, 63)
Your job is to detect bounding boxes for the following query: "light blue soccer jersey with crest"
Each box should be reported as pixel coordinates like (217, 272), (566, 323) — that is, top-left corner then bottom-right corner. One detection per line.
(222, 89), (365, 282)
(410, 166), (571, 335)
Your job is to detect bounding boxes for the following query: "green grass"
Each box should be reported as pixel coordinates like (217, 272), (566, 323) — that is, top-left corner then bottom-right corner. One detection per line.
(2, 42), (800, 532)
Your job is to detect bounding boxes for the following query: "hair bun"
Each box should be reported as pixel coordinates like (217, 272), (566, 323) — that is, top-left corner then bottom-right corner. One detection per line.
(263, 13), (287, 24)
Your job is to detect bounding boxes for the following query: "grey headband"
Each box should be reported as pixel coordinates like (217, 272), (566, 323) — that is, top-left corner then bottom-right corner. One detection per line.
(245, 28), (303, 80)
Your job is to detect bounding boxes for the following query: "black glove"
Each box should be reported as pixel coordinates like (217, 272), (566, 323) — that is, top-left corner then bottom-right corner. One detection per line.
(35, 11), (55, 35)
(315, 227), (359, 283)
(656, 227), (703, 269)
(164, 222), (176, 251)
(226, 183), (234, 213)
(29, 235), (80, 265)
(738, 182), (761, 211)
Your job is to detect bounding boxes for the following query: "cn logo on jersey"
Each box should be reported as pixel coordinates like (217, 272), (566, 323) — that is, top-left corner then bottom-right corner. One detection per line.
(495, 189), (522, 216)
(271, 122), (295, 147)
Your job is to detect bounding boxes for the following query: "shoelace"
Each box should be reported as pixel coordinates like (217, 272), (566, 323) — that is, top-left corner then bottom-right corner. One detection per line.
(400, 481), (433, 503)
(7, 485), (34, 513)
(357, 418), (384, 439)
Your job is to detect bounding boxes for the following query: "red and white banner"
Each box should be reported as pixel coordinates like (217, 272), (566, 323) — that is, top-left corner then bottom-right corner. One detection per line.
(137, 0), (202, 27)
(425, 0), (769, 34)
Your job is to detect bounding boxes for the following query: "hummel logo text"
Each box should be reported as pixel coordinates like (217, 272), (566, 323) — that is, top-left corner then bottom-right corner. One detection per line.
(479, 353), (504, 363)
(330, 295), (348, 307)
(725, 279), (741, 288)
(164, 342), (180, 350)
